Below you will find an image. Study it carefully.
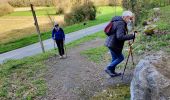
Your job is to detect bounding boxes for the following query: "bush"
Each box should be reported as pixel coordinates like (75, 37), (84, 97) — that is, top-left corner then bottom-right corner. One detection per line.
(64, 1), (96, 25)
(64, 13), (75, 25)
(0, 3), (14, 16)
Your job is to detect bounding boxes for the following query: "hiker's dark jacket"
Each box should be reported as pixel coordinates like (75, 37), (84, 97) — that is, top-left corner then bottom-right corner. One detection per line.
(105, 16), (135, 54)
(52, 28), (65, 40)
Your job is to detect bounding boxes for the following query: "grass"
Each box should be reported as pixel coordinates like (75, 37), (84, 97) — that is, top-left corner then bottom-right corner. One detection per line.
(6, 6), (122, 17)
(67, 31), (106, 48)
(0, 6), (123, 54)
(132, 33), (170, 55)
(8, 7), (56, 16)
(156, 6), (170, 31)
(91, 84), (130, 100)
(132, 6), (170, 55)
(81, 46), (107, 63)
(0, 54), (50, 99)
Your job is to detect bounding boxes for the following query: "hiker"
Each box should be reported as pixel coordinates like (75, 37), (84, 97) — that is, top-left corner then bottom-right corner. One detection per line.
(52, 23), (66, 59)
(104, 11), (136, 77)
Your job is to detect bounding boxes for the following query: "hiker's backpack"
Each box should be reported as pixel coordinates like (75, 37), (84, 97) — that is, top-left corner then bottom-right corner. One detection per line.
(104, 22), (114, 36)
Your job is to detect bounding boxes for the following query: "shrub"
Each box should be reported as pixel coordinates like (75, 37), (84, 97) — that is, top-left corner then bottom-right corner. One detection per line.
(82, 2), (96, 20)
(0, 3), (14, 16)
(64, 1), (96, 25)
(64, 13), (75, 25)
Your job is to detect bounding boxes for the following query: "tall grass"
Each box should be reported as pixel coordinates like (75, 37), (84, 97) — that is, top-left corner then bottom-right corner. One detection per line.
(9, 0), (53, 7)
(8, 0), (122, 7)
(91, 0), (122, 6)
(0, 3), (14, 16)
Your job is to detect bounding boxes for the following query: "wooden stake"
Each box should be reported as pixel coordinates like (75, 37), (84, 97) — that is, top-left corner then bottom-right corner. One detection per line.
(30, 4), (45, 53)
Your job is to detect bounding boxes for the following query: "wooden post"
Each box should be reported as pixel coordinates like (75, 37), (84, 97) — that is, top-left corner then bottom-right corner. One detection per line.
(30, 4), (45, 53)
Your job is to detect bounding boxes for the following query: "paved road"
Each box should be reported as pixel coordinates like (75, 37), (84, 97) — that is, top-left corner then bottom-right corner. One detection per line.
(0, 22), (108, 64)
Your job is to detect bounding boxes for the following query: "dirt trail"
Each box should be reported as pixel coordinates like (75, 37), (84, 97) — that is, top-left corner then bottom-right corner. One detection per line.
(40, 39), (133, 100)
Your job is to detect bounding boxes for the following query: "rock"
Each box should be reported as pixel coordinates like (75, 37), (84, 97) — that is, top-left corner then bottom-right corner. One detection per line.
(144, 25), (157, 35)
(130, 52), (170, 100)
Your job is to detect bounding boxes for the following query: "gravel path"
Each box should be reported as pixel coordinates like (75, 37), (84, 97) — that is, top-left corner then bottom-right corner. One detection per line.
(40, 39), (133, 100)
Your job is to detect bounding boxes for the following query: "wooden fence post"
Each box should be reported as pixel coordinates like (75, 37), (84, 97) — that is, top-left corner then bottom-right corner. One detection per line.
(30, 4), (45, 53)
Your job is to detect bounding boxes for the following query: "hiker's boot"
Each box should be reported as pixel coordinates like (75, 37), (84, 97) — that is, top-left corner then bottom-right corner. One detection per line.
(112, 72), (122, 76)
(62, 55), (67, 58)
(59, 56), (63, 59)
(105, 69), (115, 77)
(111, 67), (122, 77)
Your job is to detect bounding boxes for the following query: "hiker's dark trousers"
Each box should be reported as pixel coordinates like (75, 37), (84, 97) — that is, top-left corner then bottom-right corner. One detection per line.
(55, 40), (65, 56)
(107, 48), (124, 71)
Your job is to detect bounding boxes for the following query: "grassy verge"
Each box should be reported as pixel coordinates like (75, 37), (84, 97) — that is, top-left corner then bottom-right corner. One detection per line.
(0, 6), (122, 54)
(67, 31), (106, 48)
(6, 6), (122, 17)
(156, 6), (170, 31)
(8, 7), (56, 16)
(0, 52), (53, 99)
(91, 84), (130, 100)
(81, 46), (107, 63)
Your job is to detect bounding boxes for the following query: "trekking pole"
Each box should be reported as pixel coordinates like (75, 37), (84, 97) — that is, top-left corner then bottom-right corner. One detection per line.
(122, 31), (137, 80)
(64, 43), (67, 58)
(122, 42), (133, 80)
(53, 40), (56, 50)
(130, 31), (137, 67)
(130, 45), (135, 67)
